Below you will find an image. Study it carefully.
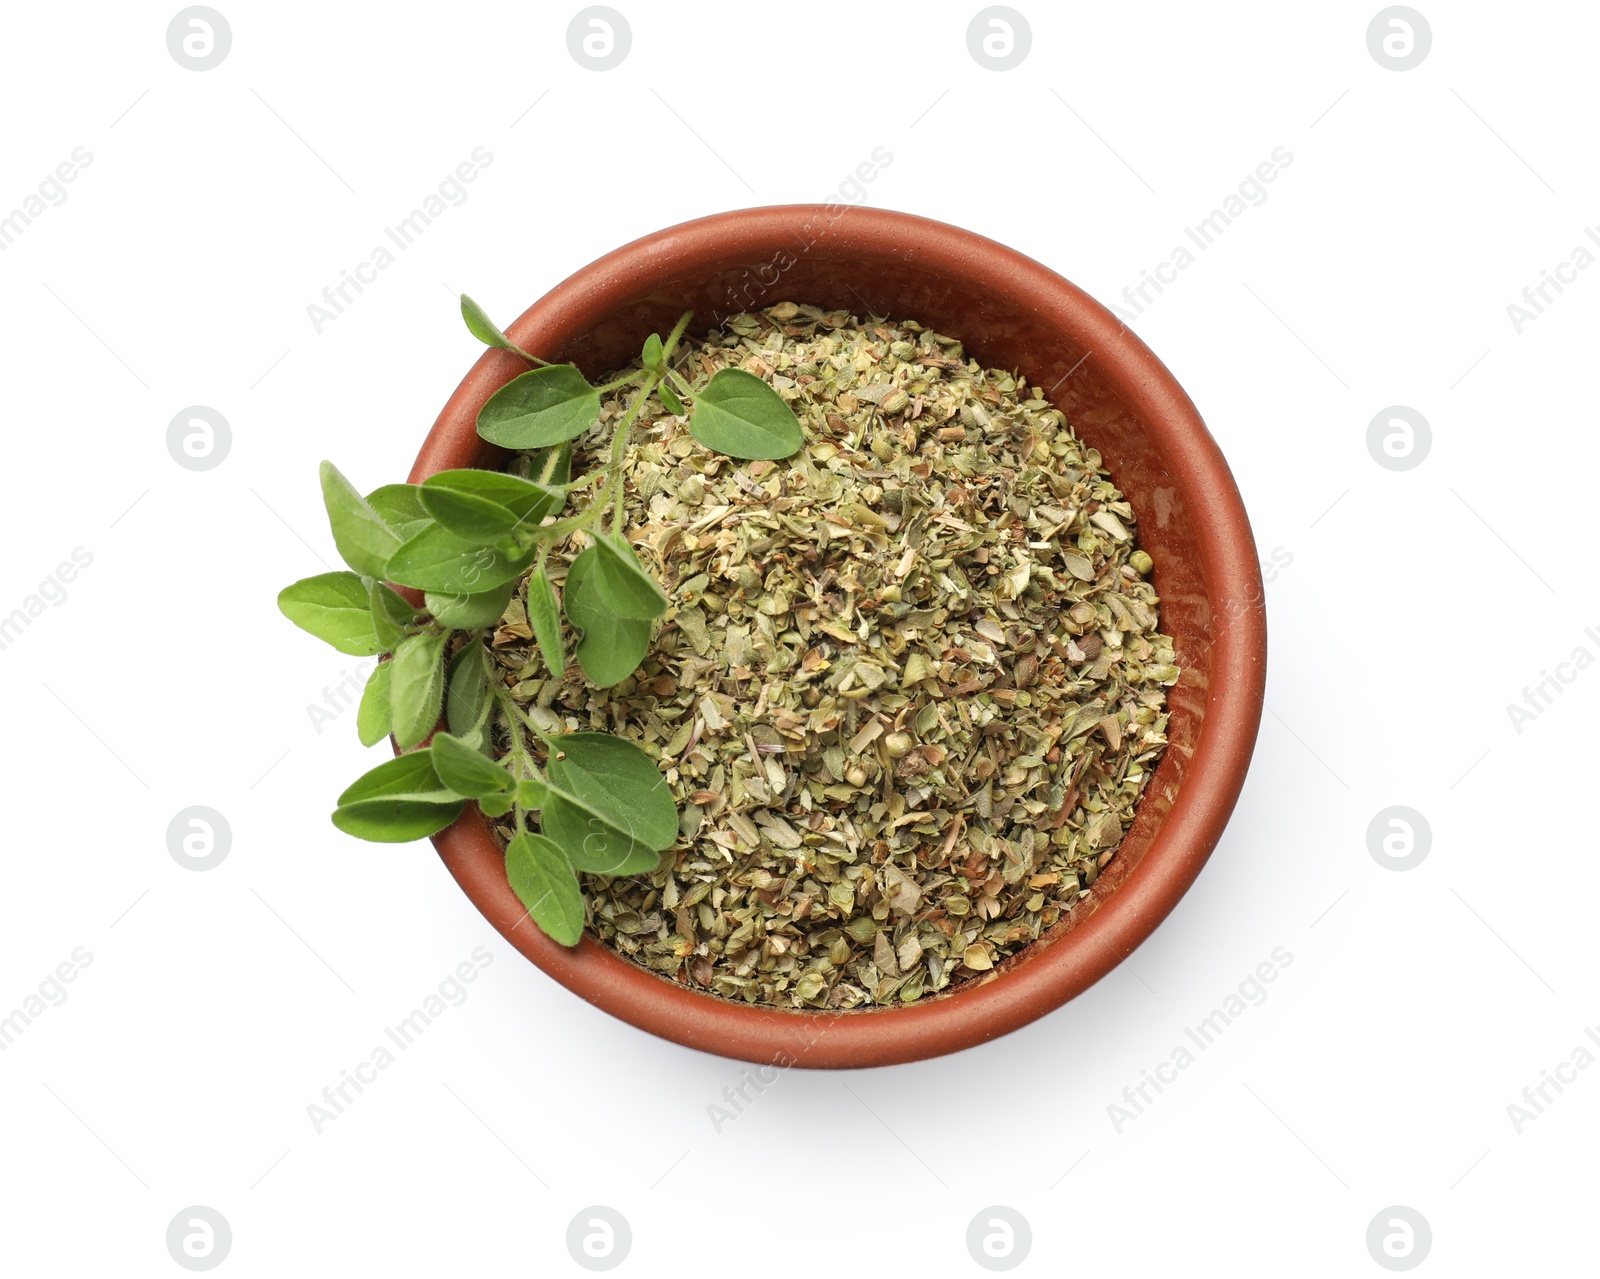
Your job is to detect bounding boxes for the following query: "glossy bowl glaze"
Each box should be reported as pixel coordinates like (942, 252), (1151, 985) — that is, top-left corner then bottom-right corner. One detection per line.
(408, 205), (1266, 1067)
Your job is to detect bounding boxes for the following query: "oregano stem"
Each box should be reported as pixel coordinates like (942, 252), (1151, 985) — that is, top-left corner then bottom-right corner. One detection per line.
(602, 372), (658, 538)
(659, 309), (695, 361)
(515, 311), (698, 549)
(533, 373), (661, 544)
(600, 314), (692, 536)
(494, 684), (546, 832)
(495, 680), (562, 755)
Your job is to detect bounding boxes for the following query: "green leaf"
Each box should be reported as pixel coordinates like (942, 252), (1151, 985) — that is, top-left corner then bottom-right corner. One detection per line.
(641, 333), (663, 368)
(476, 366), (601, 449)
(331, 751), (463, 842)
(460, 294), (526, 355)
(540, 733), (677, 874)
(505, 832), (585, 946)
(542, 796), (659, 874)
(369, 580), (413, 651)
(338, 750), (455, 804)
(424, 469), (564, 514)
(426, 578), (515, 630)
(657, 379), (685, 416)
(446, 643), (492, 744)
(527, 567), (566, 679)
(356, 661), (393, 747)
(590, 534), (667, 620)
(430, 731), (513, 798)
(332, 797), (462, 842)
(385, 522), (536, 593)
(320, 461), (402, 576)
(364, 484), (432, 542)
(278, 572), (381, 655)
(690, 367), (804, 460)
(390, 630), (448, 750)
(418, 469), (564, 544)
(515, 777), (549, 809)
(479, 791), (513, 818)
(546, 734), (679, 847)
(564, 546), (650, 686)
(417, 494), (521, 546)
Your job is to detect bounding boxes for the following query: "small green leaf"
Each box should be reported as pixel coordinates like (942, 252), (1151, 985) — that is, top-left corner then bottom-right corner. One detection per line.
(564, 546), (650, 687)
(320, 461), (402, 576)
(546, 734), (679, 848)
(641, 333), (663, 368)
(386, 522), (536, 593)
(333, 797), (461, 842)
(505, 832), (585, 946)
(417, 492), (518, 546)
(446, 643), (492, 744)
(542, 796), (662, 875)
(657, 379), (685, 416)
(369, 580), (413, 651)
(338, 750), (454, 804)
(331, 796), (463, 842)
(356, 661), (393, 747)
(527, 567), (566, 679)
(515, 777), (549, 809)
(690, 367), (804, 460)
(423, 469), (564, 512)
(590, 533), (667, 620)
(477, 366), (601, 449)
(390, 630), (448, 750)
(364, 484), (432, 542)
(479, 791), (513, 818)
(460, 294), (528, 355)
(331, 799), (461, 841)
(331, 751), (463, 842)
(430, 731), (513, 798)
(540, 732), (677, 874)
(426, 578), (515, 630)
(419, 469), (564, 545)
(278, 572), (381, 655)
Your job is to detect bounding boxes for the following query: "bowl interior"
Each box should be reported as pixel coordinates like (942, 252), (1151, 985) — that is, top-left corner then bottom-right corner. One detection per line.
(416, 206), (1264, 1067)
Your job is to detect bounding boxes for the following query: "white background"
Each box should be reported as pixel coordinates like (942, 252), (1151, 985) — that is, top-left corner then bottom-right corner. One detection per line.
(2, 1), (1595, 1273)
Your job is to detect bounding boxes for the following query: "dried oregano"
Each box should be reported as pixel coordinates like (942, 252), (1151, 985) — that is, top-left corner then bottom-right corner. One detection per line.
(480, 302), (1179, 1008)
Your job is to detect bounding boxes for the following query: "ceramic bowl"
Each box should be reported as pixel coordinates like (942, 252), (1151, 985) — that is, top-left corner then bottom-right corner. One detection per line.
(408, 205), (1266, 1067)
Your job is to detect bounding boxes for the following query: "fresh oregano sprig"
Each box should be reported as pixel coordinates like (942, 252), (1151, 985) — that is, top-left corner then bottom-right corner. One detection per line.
(276, 297), (803, 946)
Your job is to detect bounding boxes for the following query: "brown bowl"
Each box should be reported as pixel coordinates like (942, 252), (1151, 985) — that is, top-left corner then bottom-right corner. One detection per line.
(408, 205), (1266, 1068)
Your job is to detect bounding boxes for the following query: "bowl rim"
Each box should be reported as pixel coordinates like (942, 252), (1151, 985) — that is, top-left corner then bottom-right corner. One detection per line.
(408, 203), (1266, 1068)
